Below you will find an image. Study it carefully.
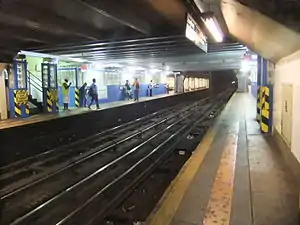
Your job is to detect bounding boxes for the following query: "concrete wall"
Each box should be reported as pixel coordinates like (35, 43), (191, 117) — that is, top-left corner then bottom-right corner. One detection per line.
(274, 49), (300, 161)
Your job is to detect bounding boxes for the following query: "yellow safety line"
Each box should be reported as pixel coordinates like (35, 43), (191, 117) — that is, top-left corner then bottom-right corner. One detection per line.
(147, 124), (219, 225)
(202, 134), (238, 225)
(147, 92), (236, 225)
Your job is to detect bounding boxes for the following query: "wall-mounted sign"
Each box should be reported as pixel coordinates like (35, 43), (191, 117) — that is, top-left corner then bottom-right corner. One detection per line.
(15, 90), (29, 105)
(185, 14), (207, 53)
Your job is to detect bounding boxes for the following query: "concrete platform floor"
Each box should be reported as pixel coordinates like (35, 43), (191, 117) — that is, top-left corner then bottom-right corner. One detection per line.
(0, 93), (174, 130)
(147, 92), (298, 225)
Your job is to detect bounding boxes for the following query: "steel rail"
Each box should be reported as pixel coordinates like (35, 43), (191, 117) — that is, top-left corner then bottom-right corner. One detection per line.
(0, 100), (192, 173)
(57, 99), (220, 225)
(9, 100), (207, 225)
(2, 100), (202, 202)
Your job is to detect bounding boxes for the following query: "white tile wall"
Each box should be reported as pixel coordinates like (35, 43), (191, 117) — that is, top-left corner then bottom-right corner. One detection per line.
(274, 49), (300, 161)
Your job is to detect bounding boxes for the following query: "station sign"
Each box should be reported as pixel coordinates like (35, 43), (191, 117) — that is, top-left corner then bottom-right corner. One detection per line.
(185, 14), (207, 53)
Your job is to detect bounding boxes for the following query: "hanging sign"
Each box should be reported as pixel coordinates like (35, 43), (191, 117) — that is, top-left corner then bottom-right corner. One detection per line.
(185, 14), (207, 53)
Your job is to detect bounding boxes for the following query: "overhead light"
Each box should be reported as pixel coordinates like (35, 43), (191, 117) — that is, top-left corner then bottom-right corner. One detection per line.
(164, 70), (172, 76)
(201, 13), (223, 43)
(67, 57), (86, 63)
(105, 63), (123, 68)
(92, 63), (103, 70)
(126, 66), (145, 71)
(240, 60), (250, 72)
(149, 68), (162, 74)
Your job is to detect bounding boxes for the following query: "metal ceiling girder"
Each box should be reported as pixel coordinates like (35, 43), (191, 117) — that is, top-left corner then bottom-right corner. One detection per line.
(61, 42), (199, 57)
(144, 51), (245, 63)
(76, 48), (204, 60)
(172, 64), (240, 71)
(79, 0), (151, 34)
(33, 35), (186, 53)
(78, 49), (244, 62)
(44, 39), (193, 55)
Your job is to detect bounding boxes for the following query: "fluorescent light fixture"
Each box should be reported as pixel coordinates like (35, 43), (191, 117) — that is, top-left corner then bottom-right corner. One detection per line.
(105, 63), (123, 68)
(19, 50), (87, 63)
(126, 66), (145, 71)
(92, 63), (103, 70)
(201, 13), (223, 43)
(19, 50), (58, 59)
(68, 57), (86, 63)
(149, 68), (162, 74)
(240, 60), (250, 72)
(164, 70), (172, 76)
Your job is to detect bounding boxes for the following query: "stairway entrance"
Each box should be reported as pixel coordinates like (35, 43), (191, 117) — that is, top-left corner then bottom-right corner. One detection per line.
(28, 70), (43, 115)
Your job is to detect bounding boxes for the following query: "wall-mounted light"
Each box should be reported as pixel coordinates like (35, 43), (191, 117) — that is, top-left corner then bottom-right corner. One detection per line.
(201, 12), (223, 43)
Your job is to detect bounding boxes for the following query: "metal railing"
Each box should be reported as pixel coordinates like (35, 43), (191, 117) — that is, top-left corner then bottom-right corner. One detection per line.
(27, 70), (43, 96)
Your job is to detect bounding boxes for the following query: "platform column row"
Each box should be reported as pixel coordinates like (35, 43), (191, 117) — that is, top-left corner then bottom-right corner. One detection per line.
(7, 58), (81, 118)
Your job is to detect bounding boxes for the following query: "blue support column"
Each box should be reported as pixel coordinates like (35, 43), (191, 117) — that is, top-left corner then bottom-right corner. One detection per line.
(256, 56), (273, 133)
(262, 58), (268, 85)
(41, 62), (59, 113)
(257, 55), (262, 86)
(9, 60), (30, 118)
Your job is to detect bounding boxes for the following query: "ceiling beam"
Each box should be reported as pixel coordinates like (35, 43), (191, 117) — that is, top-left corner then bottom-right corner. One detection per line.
(57, 42), (197, 56)
(33, 35), (186, 53)
(0, 4), (106, 41)
(79, 0), (151, 34)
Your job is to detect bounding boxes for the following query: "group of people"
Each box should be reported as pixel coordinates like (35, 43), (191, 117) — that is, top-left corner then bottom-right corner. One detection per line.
(124, 78), (141, 101)
(62, 78), (99, 110)
(62, 77), (166, 110)
(124, 78), (158, 101)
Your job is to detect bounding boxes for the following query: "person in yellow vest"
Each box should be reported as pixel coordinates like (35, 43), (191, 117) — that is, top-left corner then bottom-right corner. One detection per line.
(62, 78), (72, 110)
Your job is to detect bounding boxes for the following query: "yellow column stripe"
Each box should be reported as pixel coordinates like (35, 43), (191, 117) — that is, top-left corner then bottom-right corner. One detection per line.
(47, 99), (52, 106)
(261, 109), (269, 119)
(261, 123), (268, 133)
(147, 93), (236, 225)
(202, 134), (238, 225)
(14, 106), (21, 115)
(265, 87), (269, 96)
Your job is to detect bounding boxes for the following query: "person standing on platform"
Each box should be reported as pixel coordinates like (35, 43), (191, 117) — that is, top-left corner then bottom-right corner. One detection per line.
(133, 78), (140, 101)
(88, 78), (100, 110)
(124, 80), (132, 100)
(165, 83), (169, 94)
(79, 82), (87, 107)
(62, 78), (72, 110)
(148, 80), (153, 97)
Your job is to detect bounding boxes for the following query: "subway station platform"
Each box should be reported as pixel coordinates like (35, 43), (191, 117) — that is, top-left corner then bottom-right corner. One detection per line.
(0, 93), (174, 130)
(147, 93), (299, 225)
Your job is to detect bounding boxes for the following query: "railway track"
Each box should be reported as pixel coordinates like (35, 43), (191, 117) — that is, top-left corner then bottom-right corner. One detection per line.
(2, 97), (199, 166)
(1, 89), (233, 225)
(1, 97), (209, 225)
(0, 100), (200, 192)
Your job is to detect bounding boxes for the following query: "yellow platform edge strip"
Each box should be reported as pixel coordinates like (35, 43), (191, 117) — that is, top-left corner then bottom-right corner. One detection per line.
(146, 93), (235, 225)
(203, 134), (238, 225)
